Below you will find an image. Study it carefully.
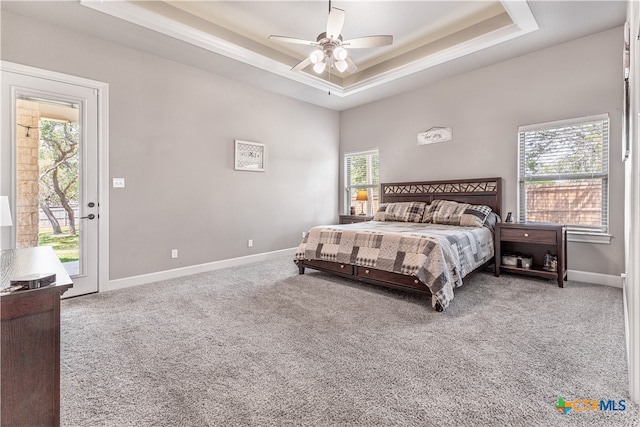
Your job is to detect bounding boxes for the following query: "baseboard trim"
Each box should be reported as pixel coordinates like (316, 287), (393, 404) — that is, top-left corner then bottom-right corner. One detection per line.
(105, 248), (297, 292)
(105, 257), (622, 292)
(567, 269), (623, 288)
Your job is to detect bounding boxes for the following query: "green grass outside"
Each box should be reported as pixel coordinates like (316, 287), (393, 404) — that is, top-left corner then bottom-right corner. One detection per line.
(39, 227), (79, 263)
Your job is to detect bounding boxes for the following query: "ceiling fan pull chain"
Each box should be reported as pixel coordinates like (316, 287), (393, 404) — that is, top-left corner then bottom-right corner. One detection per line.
(328, 59), (332, 95)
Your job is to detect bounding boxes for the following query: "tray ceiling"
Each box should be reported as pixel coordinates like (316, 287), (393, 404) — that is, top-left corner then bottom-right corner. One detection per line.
(82, 0), (538, 97)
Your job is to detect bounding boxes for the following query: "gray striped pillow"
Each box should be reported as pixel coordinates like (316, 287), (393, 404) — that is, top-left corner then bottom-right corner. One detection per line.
(373, 202), (427, 222)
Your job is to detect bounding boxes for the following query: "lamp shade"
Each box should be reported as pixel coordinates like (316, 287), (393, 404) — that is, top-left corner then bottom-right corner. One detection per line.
(335, 59), (348, 73)
(355, 190), (369, 202)
(0, 196), (12, 227)
(333, 46), (348, 61)
(309, 49), (324, 64)
(313, 61), (326, 74)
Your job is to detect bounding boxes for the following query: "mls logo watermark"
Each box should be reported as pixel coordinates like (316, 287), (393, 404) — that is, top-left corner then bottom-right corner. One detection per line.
(555, 397), (627, 414)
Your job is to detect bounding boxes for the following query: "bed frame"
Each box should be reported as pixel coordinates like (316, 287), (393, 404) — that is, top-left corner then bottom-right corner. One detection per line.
(295, 177), (503, 311)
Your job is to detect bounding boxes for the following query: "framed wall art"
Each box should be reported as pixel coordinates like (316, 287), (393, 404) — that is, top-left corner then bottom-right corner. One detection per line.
(234, 140), (265, 172)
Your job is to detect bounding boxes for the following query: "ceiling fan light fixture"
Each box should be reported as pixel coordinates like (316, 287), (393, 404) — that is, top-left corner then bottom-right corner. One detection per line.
(333, 46), (348, 61)
(335, 59), (348, 73)
(309, 49), (324, 64)
(269, 2), (393, 77)
(313, 61), (327, 74)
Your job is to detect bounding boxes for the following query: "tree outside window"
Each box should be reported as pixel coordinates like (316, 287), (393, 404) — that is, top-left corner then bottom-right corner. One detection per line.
(39, 119), (79, 236)
(518, 114), (609, 233)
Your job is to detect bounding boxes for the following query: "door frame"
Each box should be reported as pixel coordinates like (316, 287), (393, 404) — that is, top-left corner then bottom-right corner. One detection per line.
(1, 60), (109, 293)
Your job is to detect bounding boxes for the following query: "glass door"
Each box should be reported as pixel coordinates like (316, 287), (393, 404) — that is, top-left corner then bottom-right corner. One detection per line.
(2, 70), (99, 297)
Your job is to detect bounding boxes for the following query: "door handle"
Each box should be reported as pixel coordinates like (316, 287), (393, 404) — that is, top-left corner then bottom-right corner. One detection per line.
(80, 214), (96, 220)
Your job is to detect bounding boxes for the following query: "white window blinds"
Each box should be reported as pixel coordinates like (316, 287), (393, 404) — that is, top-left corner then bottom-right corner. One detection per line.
(518, 114), (609, 233)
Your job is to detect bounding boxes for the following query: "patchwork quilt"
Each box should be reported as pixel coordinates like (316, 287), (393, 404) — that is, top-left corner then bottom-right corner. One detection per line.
(295, 221), (494, 310)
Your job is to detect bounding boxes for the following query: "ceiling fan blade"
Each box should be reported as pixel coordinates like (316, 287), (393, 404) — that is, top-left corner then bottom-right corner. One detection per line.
(326, 7), (345, 40)
(346, 57), (358, 73)
(268, 35), (316, 46)
(291, 57), (312, 72)
(342, 35), (393, 48)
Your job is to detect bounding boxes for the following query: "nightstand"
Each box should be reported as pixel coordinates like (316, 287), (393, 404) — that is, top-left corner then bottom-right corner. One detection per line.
(495, 222), (567, 287)
(339, 215), (373, 224)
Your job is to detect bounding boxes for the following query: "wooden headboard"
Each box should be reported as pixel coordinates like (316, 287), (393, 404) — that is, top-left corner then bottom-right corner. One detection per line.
(380, 177), (503, 217)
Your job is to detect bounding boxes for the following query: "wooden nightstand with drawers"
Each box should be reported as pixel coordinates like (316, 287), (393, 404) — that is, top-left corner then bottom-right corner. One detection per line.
(494, 222), (567, 287)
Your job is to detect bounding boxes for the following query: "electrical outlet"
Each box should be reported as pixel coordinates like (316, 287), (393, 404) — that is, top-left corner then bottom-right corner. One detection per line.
(171, 249), (178, 258)
(302, 231), (306, 238)
(248, 239), (253, 248)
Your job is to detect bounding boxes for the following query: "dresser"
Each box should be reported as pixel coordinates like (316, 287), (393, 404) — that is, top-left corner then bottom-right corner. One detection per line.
(1, 246), (73, 427)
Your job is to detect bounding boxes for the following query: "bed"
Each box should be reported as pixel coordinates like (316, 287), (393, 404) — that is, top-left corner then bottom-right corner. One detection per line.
(294, 177), (502, 312)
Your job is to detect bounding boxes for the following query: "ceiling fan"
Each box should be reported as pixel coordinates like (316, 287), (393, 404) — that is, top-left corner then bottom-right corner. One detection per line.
(268, 1), (393, 75)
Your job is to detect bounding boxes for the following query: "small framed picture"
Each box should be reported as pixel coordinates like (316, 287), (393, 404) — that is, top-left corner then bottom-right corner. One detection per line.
(234, 140), (265, 172)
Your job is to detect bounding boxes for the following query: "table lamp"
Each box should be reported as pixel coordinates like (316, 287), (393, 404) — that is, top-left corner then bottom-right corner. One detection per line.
(355, 190), (369, 215)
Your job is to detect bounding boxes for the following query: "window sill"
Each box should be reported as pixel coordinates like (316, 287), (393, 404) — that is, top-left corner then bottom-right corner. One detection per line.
(567, 231), (611, 244)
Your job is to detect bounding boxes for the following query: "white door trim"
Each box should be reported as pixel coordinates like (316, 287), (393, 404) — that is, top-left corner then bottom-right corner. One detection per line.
(1, 60), (110, 293)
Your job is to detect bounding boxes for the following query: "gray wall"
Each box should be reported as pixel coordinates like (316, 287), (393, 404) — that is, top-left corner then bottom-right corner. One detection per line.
(340, 27), (625, 276)
(2, 11), (339, 280)
(2, 9), (625, 279)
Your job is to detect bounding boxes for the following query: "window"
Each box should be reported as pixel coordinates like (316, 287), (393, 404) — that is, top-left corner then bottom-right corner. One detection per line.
(518, 114), (609, 235)
(345, 150), (379, 216)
